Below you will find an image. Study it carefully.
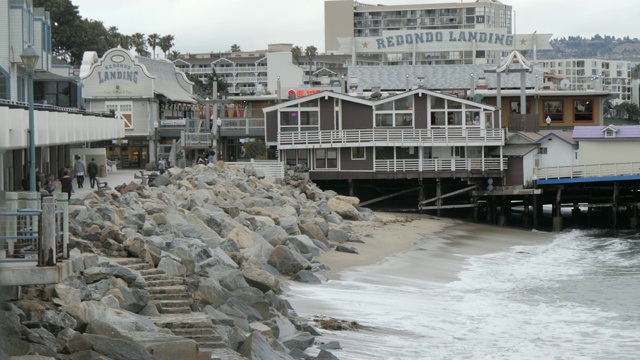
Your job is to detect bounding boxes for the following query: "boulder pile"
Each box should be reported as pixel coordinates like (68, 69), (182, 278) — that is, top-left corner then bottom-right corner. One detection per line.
(0, 162), (380, 360)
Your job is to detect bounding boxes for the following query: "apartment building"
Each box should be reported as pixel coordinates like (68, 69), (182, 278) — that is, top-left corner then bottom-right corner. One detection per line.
(324, 0), (551, 65)
(539, 58), (637, 105)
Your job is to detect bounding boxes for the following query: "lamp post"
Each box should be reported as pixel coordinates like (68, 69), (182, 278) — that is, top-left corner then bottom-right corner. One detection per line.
(20, 44), (40, 192)
(153, 121), (159, 164)
(545, 116), (552, 129)
(216, 118), (222, 161)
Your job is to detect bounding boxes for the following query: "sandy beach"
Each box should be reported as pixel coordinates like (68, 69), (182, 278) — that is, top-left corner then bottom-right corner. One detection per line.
(318, 212), (552, 282)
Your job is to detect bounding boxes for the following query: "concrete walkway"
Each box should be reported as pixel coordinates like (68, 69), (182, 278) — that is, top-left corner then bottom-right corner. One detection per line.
(72, 168), (144, 199)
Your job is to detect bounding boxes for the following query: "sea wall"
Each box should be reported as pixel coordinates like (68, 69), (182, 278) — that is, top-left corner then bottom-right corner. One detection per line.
(0, 162), (377, 360)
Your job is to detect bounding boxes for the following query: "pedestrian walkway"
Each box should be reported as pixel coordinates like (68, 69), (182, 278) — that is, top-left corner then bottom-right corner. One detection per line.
(72, 168), (143, 199)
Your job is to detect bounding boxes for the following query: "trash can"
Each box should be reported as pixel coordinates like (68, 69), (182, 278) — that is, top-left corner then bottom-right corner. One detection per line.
(98, 165), (107, 177)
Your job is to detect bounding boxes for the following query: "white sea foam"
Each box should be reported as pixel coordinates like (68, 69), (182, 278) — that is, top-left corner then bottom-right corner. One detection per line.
(288, 229), (640, 360)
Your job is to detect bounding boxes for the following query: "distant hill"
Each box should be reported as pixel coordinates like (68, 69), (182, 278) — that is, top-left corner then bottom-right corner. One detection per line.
(538, 35), (640, 61)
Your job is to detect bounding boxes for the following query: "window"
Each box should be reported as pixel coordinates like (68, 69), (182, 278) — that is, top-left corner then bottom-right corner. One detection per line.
(374, 97), (414, 127)
(0, 71), (7, 100)
(538, 147), (548, 155)
(604, 128), (617, 138)
(315, 149), (338, 169)
(510, 100), (530, 114)
(352, 147), (366, 160)
(544, 100), (563, 122)
(106, 101), (133, 129)
(573, 99), (593, 122)
(280, 110), (319, 132)
(285, 149), (308, 167)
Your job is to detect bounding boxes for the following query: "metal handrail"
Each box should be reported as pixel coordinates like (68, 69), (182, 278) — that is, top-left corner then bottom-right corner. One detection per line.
(535, 162), (640, 180)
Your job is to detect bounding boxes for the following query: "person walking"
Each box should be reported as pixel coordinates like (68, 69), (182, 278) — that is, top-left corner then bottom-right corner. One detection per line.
(157, 157), (166, 175)
(87, 158), (99, 188)
(74, 155), (86, 188)
(60, 169), (73, 199)
(207, 147), (215, 164)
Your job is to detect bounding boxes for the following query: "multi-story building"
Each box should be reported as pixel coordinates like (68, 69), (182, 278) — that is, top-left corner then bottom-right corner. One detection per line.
(173, 44), (379, 97)
(1, 0), (123, 191)
(324, 0), (548, 66)
(80, 48), (207, 168)
(538, 58), (637, 105)
(1, 0), (122, 291)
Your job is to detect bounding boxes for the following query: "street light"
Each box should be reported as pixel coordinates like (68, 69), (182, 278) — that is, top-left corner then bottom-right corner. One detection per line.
(216, 118), (222, 161)
(20, 44), (40, 192)
(153, 121), (159, 164)
(545, 116), (552, 129)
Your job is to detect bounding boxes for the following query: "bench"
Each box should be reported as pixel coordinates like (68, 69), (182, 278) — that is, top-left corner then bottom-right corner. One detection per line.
(134, 171), (150, 185)
(97, 179), (109, 190)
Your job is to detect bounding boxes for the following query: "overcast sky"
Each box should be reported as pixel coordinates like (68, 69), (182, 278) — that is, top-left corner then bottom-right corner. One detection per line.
(71, 0), (638, 55)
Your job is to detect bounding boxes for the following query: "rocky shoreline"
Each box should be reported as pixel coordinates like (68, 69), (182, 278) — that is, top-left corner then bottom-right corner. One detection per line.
(0, 162), (380, 360)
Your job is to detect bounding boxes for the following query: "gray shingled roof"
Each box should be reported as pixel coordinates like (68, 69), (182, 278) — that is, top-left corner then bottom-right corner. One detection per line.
(136, 57), (196, 103)
(349, 64), (545, 91)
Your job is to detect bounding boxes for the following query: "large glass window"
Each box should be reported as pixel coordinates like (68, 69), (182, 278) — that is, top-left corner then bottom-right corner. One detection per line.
(544, 100), (563, 122)
(375, 97), (414, 127)
(280, 110), (319, 132)
(315, 149), (338, 169)
(285, 149), (308, 167)
(573, 99), (593, 122)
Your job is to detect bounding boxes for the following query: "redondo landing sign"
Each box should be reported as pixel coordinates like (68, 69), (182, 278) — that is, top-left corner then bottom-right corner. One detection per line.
(338, 28), (552, 53)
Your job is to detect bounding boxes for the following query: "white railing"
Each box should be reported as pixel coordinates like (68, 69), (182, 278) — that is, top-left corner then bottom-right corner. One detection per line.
(222, 118), (265, 133)
(374, 158), (507, 172)
(184, 132), (211, 147)
(279, 128), (505, 147)
(535, 162), (640, 180)
(226, 160), (285, 179)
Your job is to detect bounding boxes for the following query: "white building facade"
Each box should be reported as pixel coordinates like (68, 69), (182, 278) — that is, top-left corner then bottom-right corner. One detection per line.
(324, 0), (549, 66)
(0, 0), (123, 191)
(539, 58), (637, 105)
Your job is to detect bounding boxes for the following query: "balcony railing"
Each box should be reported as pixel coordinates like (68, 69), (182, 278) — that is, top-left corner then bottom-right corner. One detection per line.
(0, 192), (69, 267)
(535, 162), (640, 180)
(279, 128), (505, 147)
(374, 158), (507, 172)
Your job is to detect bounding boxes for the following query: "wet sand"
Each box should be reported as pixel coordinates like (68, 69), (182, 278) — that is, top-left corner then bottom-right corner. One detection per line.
(318, 212), (552, 283)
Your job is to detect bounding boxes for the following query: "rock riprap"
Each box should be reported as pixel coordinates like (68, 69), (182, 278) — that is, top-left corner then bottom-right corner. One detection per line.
(0, 162), (380, 360)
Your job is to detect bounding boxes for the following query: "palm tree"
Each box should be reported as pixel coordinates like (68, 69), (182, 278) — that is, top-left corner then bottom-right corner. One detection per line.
(305, 45), (318, 85)
(159, 34), (175, 57)
(230, 44), (241, 52)
(147, 33), (160, 58)
(291, 46), (303, 65)
(167, 50), (181, 61)
(131, 32), (150, 57)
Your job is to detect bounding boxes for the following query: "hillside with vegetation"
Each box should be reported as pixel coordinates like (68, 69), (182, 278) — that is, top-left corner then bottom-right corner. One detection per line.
(539, 35), (640, 61)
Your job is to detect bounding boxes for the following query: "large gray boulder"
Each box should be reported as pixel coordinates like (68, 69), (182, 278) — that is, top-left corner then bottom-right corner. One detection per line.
(241, 266), (281, 293)
(238, 332), (295, 360)
(281, 331), (315, 351)
(267, 245), (310, 276)
(84, 334), (156, 360)
(285, 235), (323, 256)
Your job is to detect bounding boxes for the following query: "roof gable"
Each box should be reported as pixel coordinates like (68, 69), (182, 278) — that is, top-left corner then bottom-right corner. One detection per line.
(574, 125), (640, 140)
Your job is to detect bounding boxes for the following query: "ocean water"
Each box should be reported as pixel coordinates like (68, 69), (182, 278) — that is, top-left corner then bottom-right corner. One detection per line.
(288, 228), (640, 360)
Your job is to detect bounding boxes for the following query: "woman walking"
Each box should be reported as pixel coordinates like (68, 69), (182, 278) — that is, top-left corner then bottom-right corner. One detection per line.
(74, 155), (86, 188)
(60, 169), (73, 199)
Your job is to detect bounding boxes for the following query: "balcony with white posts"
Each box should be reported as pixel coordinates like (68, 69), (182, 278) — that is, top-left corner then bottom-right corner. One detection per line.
(375, 157), (507, 173)
(0, 193), (72, 288)
(278, 127), (506, 149)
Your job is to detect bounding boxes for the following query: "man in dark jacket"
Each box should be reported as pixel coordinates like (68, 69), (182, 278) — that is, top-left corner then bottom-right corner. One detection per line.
(87, 158), (99, 189)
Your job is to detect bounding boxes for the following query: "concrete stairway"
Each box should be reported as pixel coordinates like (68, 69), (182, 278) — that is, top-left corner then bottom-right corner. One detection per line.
(110, 257), (227, 353)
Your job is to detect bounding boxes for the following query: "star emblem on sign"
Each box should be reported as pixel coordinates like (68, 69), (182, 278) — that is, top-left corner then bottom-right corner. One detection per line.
(362, 41), (369, 48)
(520, 39), (527, 45)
